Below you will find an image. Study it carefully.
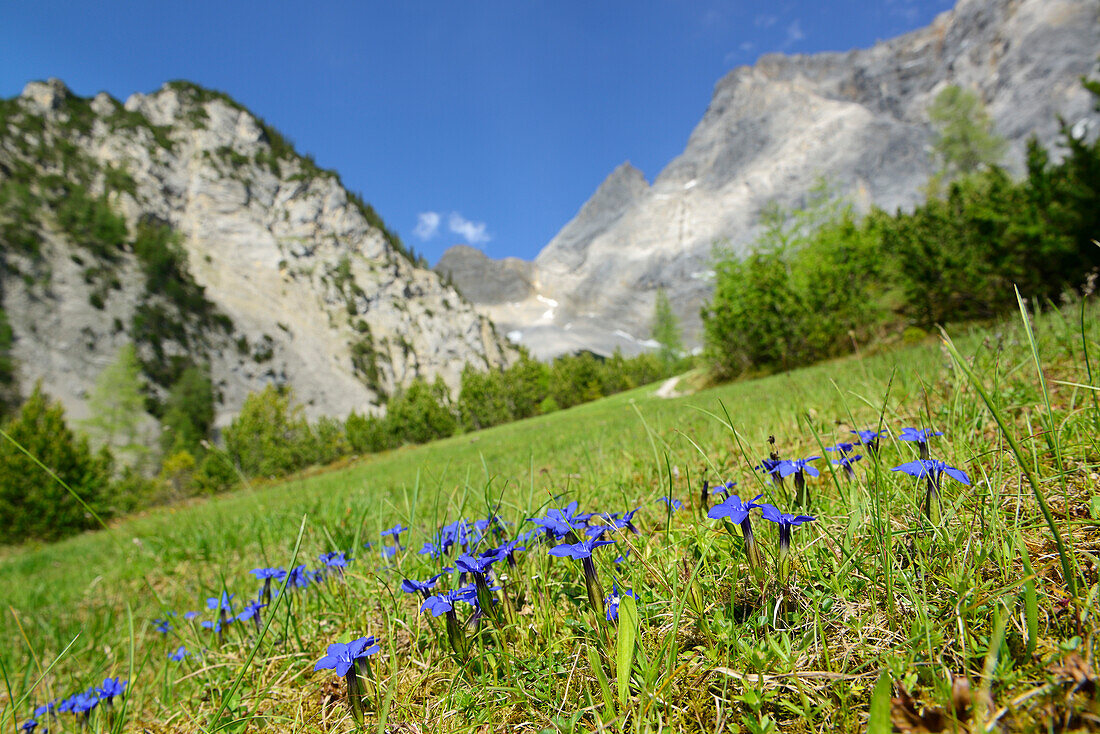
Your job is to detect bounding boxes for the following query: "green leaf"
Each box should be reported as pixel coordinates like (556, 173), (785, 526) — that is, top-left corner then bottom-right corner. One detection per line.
(868, 670), (892, 734)
(616, 594), (639, 709)
(586, 645), (615, 722)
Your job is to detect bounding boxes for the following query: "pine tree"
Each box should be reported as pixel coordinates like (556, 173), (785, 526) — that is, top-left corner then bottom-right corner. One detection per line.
(0, 384), (114, 542)
(651, 288), (683, 365)
(928, 85), (1007, 186)
(81, 344), (151, 467)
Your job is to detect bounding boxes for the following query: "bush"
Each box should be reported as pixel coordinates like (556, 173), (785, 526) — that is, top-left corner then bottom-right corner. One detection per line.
(384, 377), (457, 445)
(457, 365), (513, 431)
(223, 386), (314, 478)
(346, 411), (393, 454)
(192, 450), (240, 494)
(311, 416), (351, 466)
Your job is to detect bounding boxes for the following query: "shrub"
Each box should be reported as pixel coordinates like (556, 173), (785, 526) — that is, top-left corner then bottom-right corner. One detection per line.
(457, 365), (513, 431)
(346, 411), (393, 454)
(192, 450), (240, 495)
(384, 378), (457, 445)
(223, 386), (314, 478)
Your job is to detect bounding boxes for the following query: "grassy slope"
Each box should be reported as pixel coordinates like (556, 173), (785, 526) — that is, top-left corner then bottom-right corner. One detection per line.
(1, 302), (1098, 732)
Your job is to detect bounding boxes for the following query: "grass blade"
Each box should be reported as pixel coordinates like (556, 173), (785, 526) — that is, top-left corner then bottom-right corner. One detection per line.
(1018, 534), (1039, 655)
(206, 515), (309, 733)
(939, 328), (1077, 598)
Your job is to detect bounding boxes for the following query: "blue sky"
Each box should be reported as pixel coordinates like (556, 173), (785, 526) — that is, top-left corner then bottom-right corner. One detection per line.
(2, 0), (954, 264)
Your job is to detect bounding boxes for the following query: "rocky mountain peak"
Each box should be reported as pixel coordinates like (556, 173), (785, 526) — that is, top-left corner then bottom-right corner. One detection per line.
(0, 81), (515, 428)
(535, 161), (648, 273)
(20, 78), (71, 113)
(453, 0), (1100, 360)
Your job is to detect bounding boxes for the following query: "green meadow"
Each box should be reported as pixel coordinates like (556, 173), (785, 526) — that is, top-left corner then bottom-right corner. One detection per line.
(2, 298), (1099, 733)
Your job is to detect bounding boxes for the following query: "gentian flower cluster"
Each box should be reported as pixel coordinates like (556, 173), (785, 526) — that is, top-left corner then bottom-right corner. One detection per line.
(21, 677), (127, 731)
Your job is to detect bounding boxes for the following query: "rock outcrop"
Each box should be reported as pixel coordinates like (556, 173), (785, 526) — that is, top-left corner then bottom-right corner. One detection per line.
(457, 0), (1100, 359)
(0, 80), (514, 427)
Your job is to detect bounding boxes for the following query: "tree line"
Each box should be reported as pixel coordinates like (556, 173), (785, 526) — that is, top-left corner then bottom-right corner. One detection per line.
(702, 81), (1100, 379)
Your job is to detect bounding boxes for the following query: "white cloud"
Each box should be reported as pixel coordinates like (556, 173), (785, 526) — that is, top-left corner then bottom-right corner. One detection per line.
(413, 211), (441, 240)
(448, 212), (491, 245)
(784, 19), (805, 46)
(754, 14), (778, 28)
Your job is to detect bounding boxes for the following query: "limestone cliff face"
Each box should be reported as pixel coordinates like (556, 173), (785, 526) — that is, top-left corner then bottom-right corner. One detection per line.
(456, 0), (1100, 359)
(0, 80), (514, 426)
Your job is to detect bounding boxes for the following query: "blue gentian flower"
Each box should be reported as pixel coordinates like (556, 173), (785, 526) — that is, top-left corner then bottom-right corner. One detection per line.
(604, 583), (638, 622)
(153, 618), (171, 634)
(250, 567), (287, 581)
(201, 620), (222, 633)
(184, 611), (198, 620)
(778, 458), (820, 508)
(658, 496), (682, 512)
(709, 493), (765, 569)
(892, 458), (970, 522)
(755, 458), (784, 478)
(760, 505), (816, 531)
(832, 454), (863, 478)
(96, 677), (126, 703)
(207, 592), (235, 613)
(420, 587), (477, 617)
(777, 458), (820, 479)
(455, 553), (496, 576)
(899, 427), (944, 460)
(614, 548), (631, 566)
(69, 690), (99, 714)
(707, 493), (763, 525)
(456, 553), (504, 622)
(319, 551), (352, 568)
(760, 504), (816, 577)
(713, 481), (736, 497)
(251, 567), (287, 603)
(381, 524), (408, 547)
(851, 428), (888, 453)
(494, 538), (528, 567)
(422, 588), (476, 659)
(32, 703), (54, 718)
(380, 545), (399, 560)
(314, 636), (382, 728)
(314, 636), (381, 677)
(825, 442), (855, 456)
(19, 719), (36, 732)
(592, 507), (642, 535)
(287, 564), (313, 589)
(237, 599), (268, 630)
(528, 501), (585, 540)
(400, 574), (442, 599)
(419, 540), (442, 558)
(891, 459), (970, 487)
(550, 534), (615, 619)
(169, 646), (188, 661)
(548, 535), (615, 561)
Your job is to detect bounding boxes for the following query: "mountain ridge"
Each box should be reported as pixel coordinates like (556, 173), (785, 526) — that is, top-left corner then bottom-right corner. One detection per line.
(0, 78), (515, 429)
(441, 0), (1100, 360)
